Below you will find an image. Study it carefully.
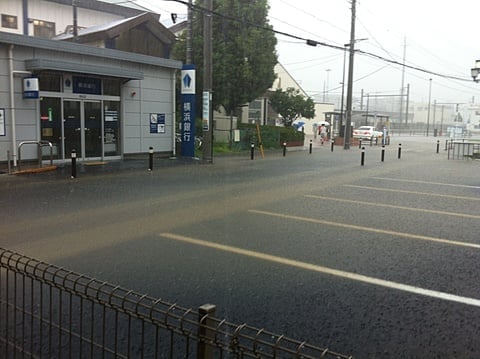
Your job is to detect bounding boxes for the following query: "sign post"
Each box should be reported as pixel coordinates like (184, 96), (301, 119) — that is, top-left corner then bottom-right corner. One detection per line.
(181, 65), (196, 158)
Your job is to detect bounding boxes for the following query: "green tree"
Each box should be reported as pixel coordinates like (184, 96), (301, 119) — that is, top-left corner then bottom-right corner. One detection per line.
(172, 0), (277, 116)
(269, 87), (315, 126)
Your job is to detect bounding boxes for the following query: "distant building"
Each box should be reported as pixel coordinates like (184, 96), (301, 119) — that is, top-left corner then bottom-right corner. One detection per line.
(241, 63), (335, 135)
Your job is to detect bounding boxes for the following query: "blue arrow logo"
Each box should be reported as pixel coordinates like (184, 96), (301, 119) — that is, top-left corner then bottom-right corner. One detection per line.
(183, 74), (192, 89)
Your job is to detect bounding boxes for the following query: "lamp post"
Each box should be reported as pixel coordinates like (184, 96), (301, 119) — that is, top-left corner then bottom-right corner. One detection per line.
(471, 60), (480, 82)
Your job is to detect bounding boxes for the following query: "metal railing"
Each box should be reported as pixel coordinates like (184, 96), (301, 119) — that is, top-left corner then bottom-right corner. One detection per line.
(17, 140), (54, 171)
(0, 248), (353, 359)
(446, 138), (480, 160)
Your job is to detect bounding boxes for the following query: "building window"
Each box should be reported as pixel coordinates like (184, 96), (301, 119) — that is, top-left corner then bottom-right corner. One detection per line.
(38, 73), (62, 92)
(1, 14), (18, 29)
(103, 78), (121, 96)
(32, 19), (55, 38)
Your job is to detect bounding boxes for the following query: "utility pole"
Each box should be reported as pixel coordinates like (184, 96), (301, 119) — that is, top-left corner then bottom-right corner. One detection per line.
(72, 0), (78, 41)
(186, 0), (192, 64)
(202, 0), (213, 162)
(399, 37), (406, 124)
(340, 45), (347, 137)
(344, 0), (356, 150)
(426, 78), (432, 136)
(405, 83), (410, 125)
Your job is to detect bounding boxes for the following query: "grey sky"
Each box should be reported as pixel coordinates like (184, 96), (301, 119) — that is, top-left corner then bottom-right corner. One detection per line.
(135, 0), (480, 104)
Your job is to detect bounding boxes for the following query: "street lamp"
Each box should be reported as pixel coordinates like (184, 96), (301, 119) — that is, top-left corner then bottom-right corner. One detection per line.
(471, 60), (480, 82)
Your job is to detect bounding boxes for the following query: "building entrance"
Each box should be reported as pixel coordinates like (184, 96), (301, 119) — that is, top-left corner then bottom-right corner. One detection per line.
(41, 97), (120, 161)
(63, 100), (102, 159)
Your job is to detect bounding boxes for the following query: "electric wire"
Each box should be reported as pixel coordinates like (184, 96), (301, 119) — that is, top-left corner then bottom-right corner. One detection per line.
(103, 0), (475, 88)
(158, 0), (473, 84)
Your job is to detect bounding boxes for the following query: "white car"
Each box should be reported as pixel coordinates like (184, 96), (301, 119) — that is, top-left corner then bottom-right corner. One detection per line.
(353, 126), (383, 140)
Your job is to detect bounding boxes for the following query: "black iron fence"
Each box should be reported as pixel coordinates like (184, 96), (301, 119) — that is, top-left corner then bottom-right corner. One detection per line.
(0, 248), (353, 359)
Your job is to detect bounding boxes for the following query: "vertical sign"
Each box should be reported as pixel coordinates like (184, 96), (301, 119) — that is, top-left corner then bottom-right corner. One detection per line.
(181, 64), (196, 157)
(0, 109), (5, 136)
(202, 91), (210, 131)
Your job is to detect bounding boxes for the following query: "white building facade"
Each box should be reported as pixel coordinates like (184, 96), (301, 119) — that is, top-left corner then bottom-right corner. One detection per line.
(0, 0), (181, 165)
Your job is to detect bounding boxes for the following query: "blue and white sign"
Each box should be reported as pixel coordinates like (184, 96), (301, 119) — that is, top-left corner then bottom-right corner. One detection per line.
(150, 113), (165, 134)
(23, 78), (39, 99)
(73, 76), (101, 95)
(181, 64), (196, 157)
(181, 66), (196, 95)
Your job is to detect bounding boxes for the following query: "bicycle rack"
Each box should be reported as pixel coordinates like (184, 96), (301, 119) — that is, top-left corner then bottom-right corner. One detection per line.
(17, 140), (54, 171)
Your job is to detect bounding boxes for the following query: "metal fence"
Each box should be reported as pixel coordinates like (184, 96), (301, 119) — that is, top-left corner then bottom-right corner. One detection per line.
(446, 139), (480, 160)
(0, 248), (353, 359)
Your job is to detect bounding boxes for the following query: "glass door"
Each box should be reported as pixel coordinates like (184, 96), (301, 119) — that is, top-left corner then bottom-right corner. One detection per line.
(63, 100), (103, 160)
(84, 101), (102, 158)
(63, 100), (81, 159)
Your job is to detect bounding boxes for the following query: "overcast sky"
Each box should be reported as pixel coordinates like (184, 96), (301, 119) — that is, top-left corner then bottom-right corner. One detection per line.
(135, 0), (479, 105)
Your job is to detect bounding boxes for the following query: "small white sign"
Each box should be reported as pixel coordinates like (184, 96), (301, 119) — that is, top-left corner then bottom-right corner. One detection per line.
(0, 108), (5, 136)
(23, 78), (39, 99)
(181, 69), (196, 95)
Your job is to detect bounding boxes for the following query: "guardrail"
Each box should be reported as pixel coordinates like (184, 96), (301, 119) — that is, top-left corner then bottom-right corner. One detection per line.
(0, 248), (353, 359)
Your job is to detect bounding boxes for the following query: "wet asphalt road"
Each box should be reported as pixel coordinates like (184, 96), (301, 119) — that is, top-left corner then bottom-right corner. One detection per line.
(1, 136), (480, 358)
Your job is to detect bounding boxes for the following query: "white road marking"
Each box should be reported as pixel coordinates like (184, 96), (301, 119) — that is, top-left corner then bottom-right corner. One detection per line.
(159, 232), (480, 308)
(343, 184), (480, 201)
(305, 195), (480, 219)
(248, 209), (480, 249)
(371, 177), (480, 189)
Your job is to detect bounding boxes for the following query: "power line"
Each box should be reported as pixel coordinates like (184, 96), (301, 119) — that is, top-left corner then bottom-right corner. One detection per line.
(152, 0), (473, 83)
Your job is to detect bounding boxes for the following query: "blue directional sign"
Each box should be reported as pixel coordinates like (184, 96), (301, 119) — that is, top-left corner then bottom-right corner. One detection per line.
(181, 65), (196, 157)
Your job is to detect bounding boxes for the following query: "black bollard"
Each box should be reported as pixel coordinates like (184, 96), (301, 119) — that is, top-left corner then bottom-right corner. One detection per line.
(361, 146), (365, 166)
(445, 139), (448, 151)
(309, 139), (312, 154)
(148, 146), (153, 171)
(359, 140), (362, 149)
(71, 149), (77, 179)
(398, 143), (402, 159)
(331, 139), (334, 152)
(436, 140), (440, 154)
(283, 142), (287, 157)
(250, 143), (254, 160)
(381, 145), (385, 162)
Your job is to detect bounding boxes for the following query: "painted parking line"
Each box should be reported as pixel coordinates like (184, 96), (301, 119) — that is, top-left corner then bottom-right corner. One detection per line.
(159, 232), (480, 308)
(371, 177), (480, 189)
(248, 209), (480, 249)
(343, 184), (480, 201)
(305, 195), (480, 219)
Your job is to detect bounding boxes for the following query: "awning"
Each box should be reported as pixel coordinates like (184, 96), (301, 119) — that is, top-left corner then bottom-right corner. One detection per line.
(25, 58), (144, 80)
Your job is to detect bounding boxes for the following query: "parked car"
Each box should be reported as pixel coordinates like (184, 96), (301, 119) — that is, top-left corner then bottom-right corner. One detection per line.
(353, 126), (383, 140)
